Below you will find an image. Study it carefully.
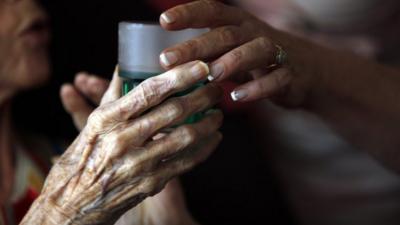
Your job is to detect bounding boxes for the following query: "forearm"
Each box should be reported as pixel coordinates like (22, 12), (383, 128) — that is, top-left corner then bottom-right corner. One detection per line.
(277, 30), (400, 171)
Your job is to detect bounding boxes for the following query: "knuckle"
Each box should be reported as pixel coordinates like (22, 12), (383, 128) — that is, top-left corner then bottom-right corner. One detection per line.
(147, 178), (166, 196)
(116, 99), (133, 121)
(137, 119), (153, 135)
(165, 98), (185, 119)
(106, 132), (126, 151)
(203, 0), (223, 15)
(87, 109), (99, 124)
(183, 39), (200, 57)
(126, 156), (140, 169)
(180, 125), (198, 145)
(229, 49), (243, 64)
(174, 3), (192, 19)
(181, 159), (195, 173)
(110, 132), (125, 146)
(219, 26), (239, 45)
(140, 79), (160, 98)
(141, 177), (157, 194)
(254, 80), (268, 97)
(160, 70), (180, 92)
(87, 108), (107, 130)
(139, 76), (174, 102)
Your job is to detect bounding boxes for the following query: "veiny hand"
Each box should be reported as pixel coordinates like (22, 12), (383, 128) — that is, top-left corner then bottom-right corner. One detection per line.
(21, 61), (223, 225)
(60, 69), (201, 225)
(159, 0), (312, 106)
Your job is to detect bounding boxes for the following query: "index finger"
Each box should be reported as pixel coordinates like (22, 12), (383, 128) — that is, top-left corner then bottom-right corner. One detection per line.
(160, 0), (248, 30)
(90, 61), (209, 129)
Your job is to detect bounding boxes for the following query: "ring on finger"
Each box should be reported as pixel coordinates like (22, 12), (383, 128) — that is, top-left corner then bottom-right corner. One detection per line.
(269, 44), (288, 68)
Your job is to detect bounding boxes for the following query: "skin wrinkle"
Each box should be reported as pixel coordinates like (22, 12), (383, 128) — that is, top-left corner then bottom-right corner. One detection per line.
(72, 179), (148, 225)
(117, 75), (170, 122)
(40, 197), (74, 225)
(20, 60), (223, 225)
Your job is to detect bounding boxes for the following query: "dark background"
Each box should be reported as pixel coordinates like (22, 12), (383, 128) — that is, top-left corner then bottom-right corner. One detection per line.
(14, 0), (296, 224)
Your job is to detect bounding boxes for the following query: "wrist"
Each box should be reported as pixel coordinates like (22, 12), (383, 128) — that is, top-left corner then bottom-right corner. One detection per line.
(20, 195), (77, 225)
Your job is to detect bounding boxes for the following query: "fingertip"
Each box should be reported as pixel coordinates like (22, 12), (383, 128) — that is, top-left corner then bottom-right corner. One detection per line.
(160, 51), (180, 68)
(189, 60), (209, 80)
(209, 62), (225, 82)
(230, 89), (249, 102)
(74, 72), (89, 86)
(87, 76), (100, 86)
(88, 76), (109, 96)
(60, 83), (74, 97)
(160, 12), (176, 24)
(60, 84), (78, 111)
(76, 71), (88, 79)
(197, 61), (210, 74)
(160, 11), (177, 29)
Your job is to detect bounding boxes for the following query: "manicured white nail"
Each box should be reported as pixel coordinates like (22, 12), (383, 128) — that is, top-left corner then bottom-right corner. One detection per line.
(160, 52), (179, 67)
(231, 89), (248, 101)
(161, 12), (175, 24)
(209, 63), (224, 81)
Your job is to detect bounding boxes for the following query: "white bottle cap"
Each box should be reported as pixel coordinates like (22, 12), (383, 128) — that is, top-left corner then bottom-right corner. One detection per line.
(119, 22), (208, 79)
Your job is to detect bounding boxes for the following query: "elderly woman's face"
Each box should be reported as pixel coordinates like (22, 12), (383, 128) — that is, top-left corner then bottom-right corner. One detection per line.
(0, 0), (50, 91)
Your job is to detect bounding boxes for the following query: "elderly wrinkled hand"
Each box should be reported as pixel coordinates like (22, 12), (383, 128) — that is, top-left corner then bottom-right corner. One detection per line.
(60, 69), (200, 225)
(159, 0), (311, 106)
(21, 61), (223, 225)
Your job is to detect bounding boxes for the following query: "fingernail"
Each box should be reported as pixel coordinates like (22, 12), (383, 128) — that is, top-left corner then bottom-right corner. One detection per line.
(161, 12), (175, 24)
(190, 61), (209, 80)
(209, 63), (224, 81)
(160, 51), (179, 67)
(231, 89), (248, 101)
